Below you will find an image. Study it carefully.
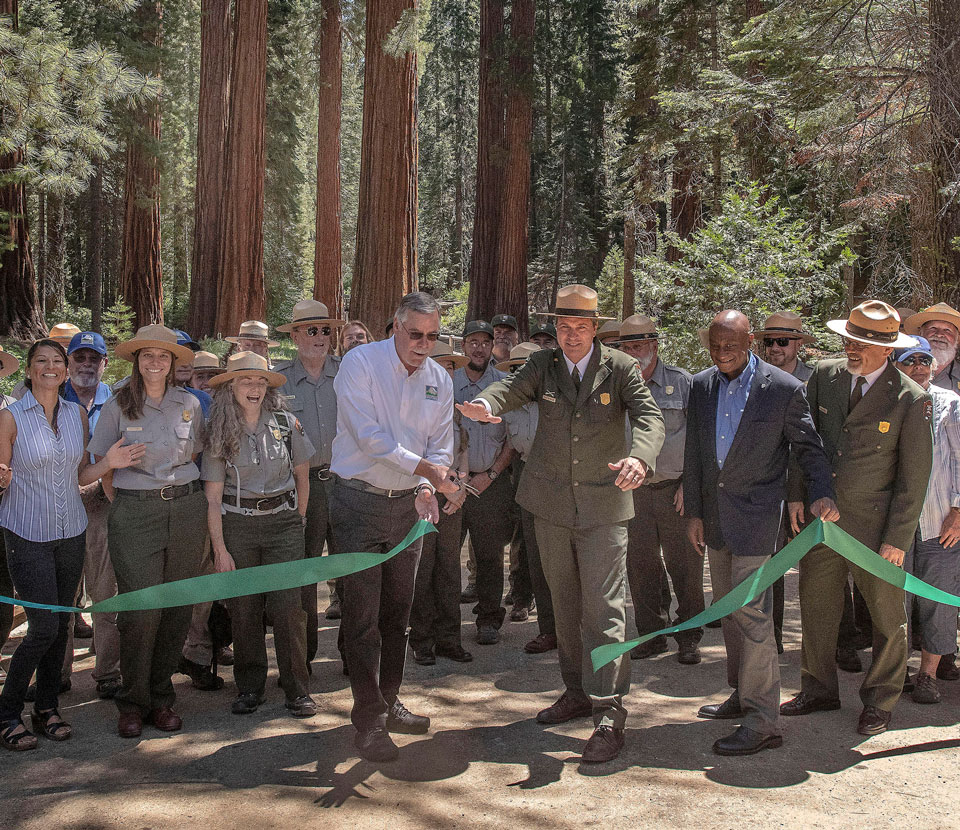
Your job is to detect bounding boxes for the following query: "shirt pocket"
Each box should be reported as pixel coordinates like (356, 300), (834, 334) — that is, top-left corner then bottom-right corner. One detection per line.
(174, 422), (195, 462)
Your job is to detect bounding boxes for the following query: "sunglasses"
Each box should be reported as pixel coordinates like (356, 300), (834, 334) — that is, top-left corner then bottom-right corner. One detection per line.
(900, 354), (933, 367)
(399, 320), (440, 342)
(303, 325), (332, 337)
(763, 337), (797, 348)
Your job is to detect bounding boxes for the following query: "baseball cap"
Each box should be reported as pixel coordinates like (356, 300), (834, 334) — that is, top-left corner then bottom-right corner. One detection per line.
(491, 314), (519, 331)
(463, 320), (494, 338)
(174, 329), (203, 352)
(529, 322), (557, 338)
(67, 331), (108, 357)
(895, 336), (932, 364)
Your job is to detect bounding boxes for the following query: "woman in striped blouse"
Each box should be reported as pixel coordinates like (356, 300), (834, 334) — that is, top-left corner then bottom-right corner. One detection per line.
(0, 339), (143, 751)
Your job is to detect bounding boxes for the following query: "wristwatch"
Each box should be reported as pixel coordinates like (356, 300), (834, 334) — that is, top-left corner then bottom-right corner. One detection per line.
(415, 483), (435, 497)
(487, 470), (499, 481)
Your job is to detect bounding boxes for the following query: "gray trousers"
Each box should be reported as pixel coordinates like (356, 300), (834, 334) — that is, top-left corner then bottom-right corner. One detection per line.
(708, 546), (781, 737)
(534, 518), (630, 729)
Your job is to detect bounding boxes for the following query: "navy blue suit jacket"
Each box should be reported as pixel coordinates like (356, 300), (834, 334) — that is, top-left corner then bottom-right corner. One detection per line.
(683, 357), (834, 557)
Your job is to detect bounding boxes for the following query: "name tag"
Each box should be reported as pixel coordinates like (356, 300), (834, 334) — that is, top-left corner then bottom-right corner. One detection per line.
(818, 406), (828, 414)
(125, 426), (143, 432)
(542, 392), (557, 403)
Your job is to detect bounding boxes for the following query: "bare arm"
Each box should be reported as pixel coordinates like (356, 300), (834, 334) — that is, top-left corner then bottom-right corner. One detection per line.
(293, 461), (310, 519)
(205, 480), (235, 573)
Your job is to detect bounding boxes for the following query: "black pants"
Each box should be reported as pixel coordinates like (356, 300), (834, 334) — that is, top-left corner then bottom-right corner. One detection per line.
(521, 507), (555, 637)
(508, 461), (533, 606)
(302, 477), (339, 663)
(0, 530), (85, 722)
(0, 532), (13, 652)
(329, 482), (423, 732)
(460, 473), (513, 629)
(409, 496), (463, 651)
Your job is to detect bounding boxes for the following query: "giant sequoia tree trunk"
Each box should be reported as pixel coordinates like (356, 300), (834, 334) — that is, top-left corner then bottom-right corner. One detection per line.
(313, 0), (344, 318)
(466, 0), (505, 322)
(121, 1), (164, 327)
(88, 163), (104, 331)
(350, 0), (419, 338)
(187, 0), (232, 337)
(215, 0), (267, 336)
(493, 0), (534, 334)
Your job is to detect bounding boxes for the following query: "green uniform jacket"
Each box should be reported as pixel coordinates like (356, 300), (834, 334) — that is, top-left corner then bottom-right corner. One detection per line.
(477, 340), (665, 529)
(788, 358), (933, 553)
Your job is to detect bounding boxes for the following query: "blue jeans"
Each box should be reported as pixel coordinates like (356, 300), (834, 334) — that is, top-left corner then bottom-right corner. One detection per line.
(0, 530), (85, 721)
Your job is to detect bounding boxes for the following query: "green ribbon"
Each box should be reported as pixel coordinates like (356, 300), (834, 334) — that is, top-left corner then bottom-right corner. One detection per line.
(591, 519), (960, 673)
(0, 520), (436, 615)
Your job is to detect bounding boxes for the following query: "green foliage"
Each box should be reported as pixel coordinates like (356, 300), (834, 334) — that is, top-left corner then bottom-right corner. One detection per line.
(100, 297), (134, 346)
(439, 281), (470, 336)
(596, 245), (624, 318)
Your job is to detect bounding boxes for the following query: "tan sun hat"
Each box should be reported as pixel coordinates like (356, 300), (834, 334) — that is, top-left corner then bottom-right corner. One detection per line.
(226, 320), (280, 348)
(598, 320), (621, 342)
(276, 299), (346, 333)
(496, 342), (541, 372)
(826, 300), (917, 348)
(615, 314), (659, 343)
(541, 285), (614, 321)
(207, 351), (286, 388)
(895, 307), (918, 324)
(191, 351), (224, 373)
(0, 348), (20, 378)
(115, 324), (196, 367)
(753, 311), (816, 345)
(430, 341), (469, 370)
(48, 323), (81, 346)
(902, 303), (960, 336)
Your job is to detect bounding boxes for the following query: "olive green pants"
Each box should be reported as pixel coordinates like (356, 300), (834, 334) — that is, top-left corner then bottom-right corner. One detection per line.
(223, 508), (308, 700)
(108, 489), (206, 715)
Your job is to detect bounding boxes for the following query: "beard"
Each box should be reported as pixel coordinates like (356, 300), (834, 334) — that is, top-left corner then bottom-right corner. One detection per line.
(634, 352), (655, 372)
(929, 342), (956, 371)
(467, 358), (488, 373)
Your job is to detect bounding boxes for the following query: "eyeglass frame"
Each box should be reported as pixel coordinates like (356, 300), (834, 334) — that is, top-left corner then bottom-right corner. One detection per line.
(397, 318), (440, 343)
(763, 336), (800, 348)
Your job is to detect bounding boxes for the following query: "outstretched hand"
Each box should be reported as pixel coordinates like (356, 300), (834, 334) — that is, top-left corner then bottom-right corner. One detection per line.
(609, 457), (648, 491)
(455, 401), (501, 424)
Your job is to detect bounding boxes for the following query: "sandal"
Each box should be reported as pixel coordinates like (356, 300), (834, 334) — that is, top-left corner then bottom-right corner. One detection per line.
(31, 707), (72, 741)
(1, 718), (38, 751)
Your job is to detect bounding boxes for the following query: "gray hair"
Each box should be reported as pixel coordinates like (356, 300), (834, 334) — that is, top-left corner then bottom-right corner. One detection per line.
(395, 291), (440, 324)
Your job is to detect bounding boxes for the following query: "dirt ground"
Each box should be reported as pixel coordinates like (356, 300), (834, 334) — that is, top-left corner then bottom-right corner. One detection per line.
(2, 565), (960, 830)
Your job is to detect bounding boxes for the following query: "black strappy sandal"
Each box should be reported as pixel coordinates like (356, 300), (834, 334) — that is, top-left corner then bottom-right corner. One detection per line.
(1, 718), (38, 751)
(31, 708), (72, 741)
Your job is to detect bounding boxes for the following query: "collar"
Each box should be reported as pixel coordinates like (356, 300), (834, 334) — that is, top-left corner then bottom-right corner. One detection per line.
(388, 336), (430, 379)
(20, 389), (43, 411)
(291, 355), (338, 383)
(717, 351), (757, 387)
(458, 359), (498, 389)
(648, 357), (668, 388)
(64, 379), (111, 406)
(562, 343), (595, 376)
(849, 360), (887, 391)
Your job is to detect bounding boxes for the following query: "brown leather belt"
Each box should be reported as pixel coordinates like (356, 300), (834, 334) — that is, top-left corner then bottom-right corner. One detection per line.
(236, 491), (295, 511)
(310, 465), (331, 481)
(115, 481), (202, 501)
(334, 475), (417, 499)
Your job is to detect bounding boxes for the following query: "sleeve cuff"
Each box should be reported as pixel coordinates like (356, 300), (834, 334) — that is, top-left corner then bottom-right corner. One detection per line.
(951, 493), (960, 509)
(473, 398), (493, 415)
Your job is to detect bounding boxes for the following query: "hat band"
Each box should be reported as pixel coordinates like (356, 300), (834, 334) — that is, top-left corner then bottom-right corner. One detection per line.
(238, 333), (270, 340)
(844, 321), (898, 344)
(291, 316), (333, 325)
(617, 333), (658, 342)
(763, 327), (804, 336)
(554, 307), (599, 317)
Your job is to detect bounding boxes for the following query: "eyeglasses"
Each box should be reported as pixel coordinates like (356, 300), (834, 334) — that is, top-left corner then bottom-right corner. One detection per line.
(900, 355), (933, 367)
(303, 325), (332, 337)
(248, 435), (261, 466)
(763, 337), (797, 348)
(398, 319), (439, 342)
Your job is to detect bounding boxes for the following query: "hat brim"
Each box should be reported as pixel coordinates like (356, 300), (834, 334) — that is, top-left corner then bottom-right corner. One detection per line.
(613, 333), (659, 345)
(753, 329), (817, 345)
(432, 354), (470, 370)
(206, 367), (287, 388)
(225, 335), (281, 347)
(114, 339), (196, 367)
(0, 351), (20, 379)
(192, 366), (226, 375)
(903, 310), (960, 336)
(825, 319), (917, 349)
(275, 318), (347, 333)
(495, 358), (529, 371)
(540, 311), (615, 321)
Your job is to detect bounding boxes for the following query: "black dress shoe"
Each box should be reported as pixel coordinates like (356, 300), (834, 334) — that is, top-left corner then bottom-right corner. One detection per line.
(677, 641), (701, 665)
(937, 653), (960, 681)
(412, 647), (436, 666)
(536, 691), (592, 724)
(713, 725), (783, 756)
(581, 725), (624, 763)
(836, 646), (862, 673)
(630, 638), (668, 660)
(355, 727), (399, 762)
(177, 656), (224, 691)
(232, 692), (264, 715)
(524, 633), (558, 654)
(698, 693), (743, 720)
(857, 705), (891, 735)
(780, 692), (841, 716)
(435, 643), (473, 662)
(386, 700), (430, 734)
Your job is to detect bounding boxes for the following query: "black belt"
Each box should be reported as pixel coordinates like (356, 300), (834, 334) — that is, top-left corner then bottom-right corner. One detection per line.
(334, 475), (417, 499)
(645, 477), (682, 490)
(115, 481), (201, 501)
(236, 491), (295, 511)
(310, 465), (331, 481)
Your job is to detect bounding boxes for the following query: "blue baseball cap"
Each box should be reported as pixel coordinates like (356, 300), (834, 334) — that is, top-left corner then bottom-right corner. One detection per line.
(67, 331), (108, 357)
(174, 329), (203, 352)
(895, 336), (932, 364)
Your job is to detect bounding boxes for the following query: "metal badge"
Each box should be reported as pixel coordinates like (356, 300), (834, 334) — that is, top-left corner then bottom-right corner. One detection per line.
(182, 410), (193, 422)
(878, 421), (890, 433)
(665, 386), (674, 395)
(599, 392), (611, 405)
(272, 428), (282, 441)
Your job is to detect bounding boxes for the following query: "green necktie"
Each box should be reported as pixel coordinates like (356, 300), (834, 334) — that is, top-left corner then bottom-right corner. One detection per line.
(848, 376), (866, 413)
(572, 366), (581, 391)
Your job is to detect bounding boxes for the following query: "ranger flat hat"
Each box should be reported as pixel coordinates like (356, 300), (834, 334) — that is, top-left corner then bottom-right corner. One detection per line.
(191, 351), (224, 373)
(541, 284), (614, 320)
(0, 348), (20, 379)
(491, 314), (519, 331)
(753, 311), (816, 345)
(226, 320), (280, 347)
(430, 341), (469, 370)
(48, 323), (81, 345)
(496, 341), (541, 372)
(207, 351), (286, 388)
(615, 314), (659, 343)
(903, 303), (960, 336)
(115, 324), (196, 367)
(463, 320), (494, 339)
(827, 300), (917, 348)
(598, 320), (621, 342)
(276, 299), (346, 333)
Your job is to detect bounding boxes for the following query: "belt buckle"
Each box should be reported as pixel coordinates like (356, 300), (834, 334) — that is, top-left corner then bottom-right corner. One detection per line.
(160, 485), (176, 501)
(256, 497), (272, 511)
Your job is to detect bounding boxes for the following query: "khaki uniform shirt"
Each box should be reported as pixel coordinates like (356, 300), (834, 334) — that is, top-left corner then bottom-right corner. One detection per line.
(454, 362), (508, 472)
(201, 409), (315, 502)
(933, 360), (960, 395)
(644, 358), (692, 484)
(275, 355), (339, 469)
(89, 385), (205, 489)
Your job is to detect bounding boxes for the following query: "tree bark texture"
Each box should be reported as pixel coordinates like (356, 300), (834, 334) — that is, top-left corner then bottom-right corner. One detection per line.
(622, 213), (636, 318)
(187, 0), (232, 337)
(493, 0), (534, 335)
(314, 0), (344, 318)
(350, 0), (419, 338)
(466, 0), (505, 323)
(88, 163), (104, 331)
(215, 0), (267, 337)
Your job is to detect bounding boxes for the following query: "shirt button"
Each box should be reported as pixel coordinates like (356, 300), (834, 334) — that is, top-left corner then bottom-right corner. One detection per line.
(837, 451), (842, 456)
(573, 459), (579, 464)
(718, 482), (724, 488)
(576, 413), (582, 418)
(573, 481), (579, 486)
(832, 472), (837, 478)
(573, 436), (579, 442)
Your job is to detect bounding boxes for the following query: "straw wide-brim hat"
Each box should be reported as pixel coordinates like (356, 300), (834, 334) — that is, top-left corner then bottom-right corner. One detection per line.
(48, 323), (81, 345)
(541, 285), (614, 321)
(496, 342), (541, 372)
(0, 349), (20, 379)
(895, 307), (918, 325)
(191, 351), (224, 373)
(598, 320), (621, 341)
(753, 311), (816, 345)
(207, 351), (286, 388)
(276, 300), (346, 333)
(826, 301), (917, 348)
(902, 303), (960, 336)
(615, 314), (659, 344)
(430, 341), (469, 370)
(115, 324), (196, 366)
(226, 320), (280, 347)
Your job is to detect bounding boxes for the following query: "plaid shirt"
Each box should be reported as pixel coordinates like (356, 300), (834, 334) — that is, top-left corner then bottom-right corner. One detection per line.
(919, 384), (960, 542)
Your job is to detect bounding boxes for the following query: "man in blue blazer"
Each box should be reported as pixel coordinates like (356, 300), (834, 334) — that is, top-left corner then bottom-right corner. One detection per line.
(684, 310), (839, 756)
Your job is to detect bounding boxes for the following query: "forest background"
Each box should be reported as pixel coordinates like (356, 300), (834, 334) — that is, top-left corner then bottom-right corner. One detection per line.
(2, 0), (960, 373)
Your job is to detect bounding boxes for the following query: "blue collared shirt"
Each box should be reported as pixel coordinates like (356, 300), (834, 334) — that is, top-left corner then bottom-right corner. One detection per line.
(63, 379), (112, 439)
(715, 352), (757, 469)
